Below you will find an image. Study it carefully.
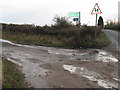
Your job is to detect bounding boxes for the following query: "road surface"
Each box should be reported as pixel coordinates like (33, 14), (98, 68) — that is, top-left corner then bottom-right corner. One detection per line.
(103, 29), (120, 49)
(1, 39), (119, 88)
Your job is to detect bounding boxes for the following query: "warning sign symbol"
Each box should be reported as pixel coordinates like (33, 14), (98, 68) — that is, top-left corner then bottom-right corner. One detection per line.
(91, 3), (102, 14)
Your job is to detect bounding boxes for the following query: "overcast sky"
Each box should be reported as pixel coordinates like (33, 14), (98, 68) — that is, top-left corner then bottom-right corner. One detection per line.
(0, 0), (119, 26)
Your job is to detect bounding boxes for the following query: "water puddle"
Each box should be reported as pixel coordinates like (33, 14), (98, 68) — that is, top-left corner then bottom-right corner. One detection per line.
(47, 49), (85, 56)
(21, 61), (51, 87)
(23, 62), (51, 77)
(0, 39), (36, 48)
(63, 64), (118, 88)
(48, 50), (72, 55)
(7, 58), (22, 66)
(80, 50), (118, 62)
(7, 51), (51, 77)
(96, 50), (118, 62)
(113, 78), (120, 82)
(3, 48), (51, 87)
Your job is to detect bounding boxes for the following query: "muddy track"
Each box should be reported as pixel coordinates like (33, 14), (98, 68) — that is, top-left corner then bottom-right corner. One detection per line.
(1, 39), (119, 88)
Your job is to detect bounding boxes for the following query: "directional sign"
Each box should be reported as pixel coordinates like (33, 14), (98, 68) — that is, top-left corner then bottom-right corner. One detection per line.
(91, 3), (102, 14)
(68, 12), (79, 17)
(73, 18), (79, 21)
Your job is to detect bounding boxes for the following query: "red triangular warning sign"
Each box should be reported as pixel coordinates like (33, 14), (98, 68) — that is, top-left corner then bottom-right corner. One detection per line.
(91, 3), (102, 14)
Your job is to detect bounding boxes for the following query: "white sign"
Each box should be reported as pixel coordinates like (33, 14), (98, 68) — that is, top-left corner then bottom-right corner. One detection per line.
(91, 3), (102, 14)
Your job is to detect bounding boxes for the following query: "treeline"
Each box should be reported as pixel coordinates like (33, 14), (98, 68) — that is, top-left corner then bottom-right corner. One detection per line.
(104, 21), (120, 31)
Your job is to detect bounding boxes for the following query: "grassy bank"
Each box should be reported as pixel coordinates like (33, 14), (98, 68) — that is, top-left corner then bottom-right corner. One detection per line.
(2, 29), (110, 49)
(2, 23), (110, 48)
(2, 59), (26, 88)
(2, 31), (67, 47)
(95, 32), (110, 47)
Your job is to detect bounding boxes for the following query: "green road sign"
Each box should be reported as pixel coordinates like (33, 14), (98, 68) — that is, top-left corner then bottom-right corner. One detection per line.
(73, 18), (79, 21)
(68, 12), (79, 17)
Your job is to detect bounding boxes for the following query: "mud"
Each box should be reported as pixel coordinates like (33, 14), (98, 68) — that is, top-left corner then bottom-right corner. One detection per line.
(1, 39), (119, 88)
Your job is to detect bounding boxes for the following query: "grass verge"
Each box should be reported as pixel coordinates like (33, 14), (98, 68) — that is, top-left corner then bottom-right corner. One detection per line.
(2, 30), (110, 49)
(95, 32), (110, 48)
(2, 59), (26, 88)
(2, 31), (67, 48)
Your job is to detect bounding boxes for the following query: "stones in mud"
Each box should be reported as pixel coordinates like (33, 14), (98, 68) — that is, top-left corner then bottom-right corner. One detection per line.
(73, 53), (77, 56)
(89, 50), (99, 55)
(59, 59), (64, 61)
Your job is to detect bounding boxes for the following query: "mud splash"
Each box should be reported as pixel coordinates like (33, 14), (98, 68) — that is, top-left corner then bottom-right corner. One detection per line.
(63, 64), (118, 88)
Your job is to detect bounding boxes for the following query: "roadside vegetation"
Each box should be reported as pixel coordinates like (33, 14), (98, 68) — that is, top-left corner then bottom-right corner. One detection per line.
(2, 58), (26, 88)
(2, 16), (110, 48)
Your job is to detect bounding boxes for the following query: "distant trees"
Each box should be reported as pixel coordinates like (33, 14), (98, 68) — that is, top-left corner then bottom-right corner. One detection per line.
(104, 20), (120, 31)
(98, 16), (104, 28)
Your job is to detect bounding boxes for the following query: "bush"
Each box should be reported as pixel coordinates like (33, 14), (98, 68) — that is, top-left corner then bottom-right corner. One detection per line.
(69, 26), (102, 48)
(52, 15), (72, 29)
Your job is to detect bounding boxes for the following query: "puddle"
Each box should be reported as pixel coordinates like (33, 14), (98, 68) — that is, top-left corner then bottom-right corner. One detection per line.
(22, 61), (51, 77)
(48, 50), (82, 56)
(0, 39), (36, 48)
(96, 51), (118, 62)
(79, 50), (118, 62)
(7, 51), (50, 77)
(48, 49), (118, 63)
(63, 64), (118, 88)
(113, 78), (120, 82)
(4, 50), (51, 87)
(7, 58), (22, 66)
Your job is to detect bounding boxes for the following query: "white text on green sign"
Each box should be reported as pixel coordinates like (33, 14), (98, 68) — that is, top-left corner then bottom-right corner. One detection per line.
(68, 12), (79, 17)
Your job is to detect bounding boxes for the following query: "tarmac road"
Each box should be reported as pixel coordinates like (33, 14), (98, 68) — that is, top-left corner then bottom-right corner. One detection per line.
(103, 29), (120, 49)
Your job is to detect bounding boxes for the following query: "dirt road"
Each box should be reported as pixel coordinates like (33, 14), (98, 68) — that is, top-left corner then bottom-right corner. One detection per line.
(1, 39), (119, 88)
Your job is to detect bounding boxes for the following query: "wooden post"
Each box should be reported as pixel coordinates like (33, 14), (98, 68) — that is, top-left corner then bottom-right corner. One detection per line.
(79, 12), (81, 28)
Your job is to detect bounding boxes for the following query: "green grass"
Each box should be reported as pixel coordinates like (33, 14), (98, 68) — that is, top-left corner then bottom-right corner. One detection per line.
(95, 32), (110, 47)
(2, 30), (110, 49)
(2, 59), (26, 88)
(2, 31), (67, 47)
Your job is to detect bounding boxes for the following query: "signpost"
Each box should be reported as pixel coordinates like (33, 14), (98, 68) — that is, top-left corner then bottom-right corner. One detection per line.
(68, 12), (81, 27)
(91, 3), (102, 26)
(73, 18), (79, 21)
(68, 12), (79, 17)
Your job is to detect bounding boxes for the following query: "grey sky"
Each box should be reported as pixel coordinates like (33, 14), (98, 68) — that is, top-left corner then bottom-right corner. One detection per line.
(0, 0), (119, 26)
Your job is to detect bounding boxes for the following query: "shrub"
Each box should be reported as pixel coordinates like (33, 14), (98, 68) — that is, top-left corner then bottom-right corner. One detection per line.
(52, 15), (72, 29)
(69, 26), (102, 48)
